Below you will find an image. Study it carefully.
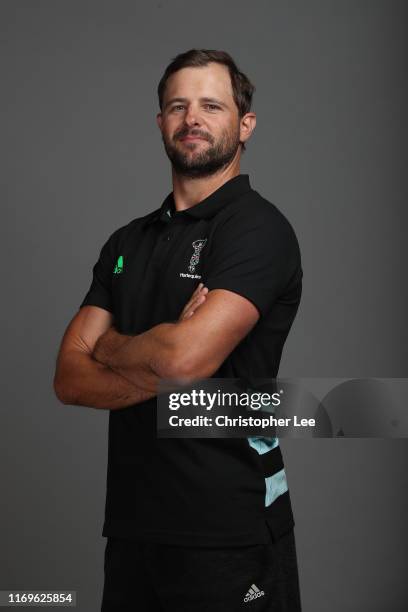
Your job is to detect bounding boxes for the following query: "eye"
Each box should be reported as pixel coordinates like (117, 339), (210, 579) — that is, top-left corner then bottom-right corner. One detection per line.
(204, 104), (220, 111)
(171, 105), (186, 111)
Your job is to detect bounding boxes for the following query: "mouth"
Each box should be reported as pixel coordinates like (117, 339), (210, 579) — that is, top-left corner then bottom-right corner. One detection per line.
(179, 135), (207, 142)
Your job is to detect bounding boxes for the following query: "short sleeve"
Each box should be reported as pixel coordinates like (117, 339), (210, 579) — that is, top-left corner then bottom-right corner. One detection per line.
(79, 228), (122, 313)
(203, 205), (302, 317)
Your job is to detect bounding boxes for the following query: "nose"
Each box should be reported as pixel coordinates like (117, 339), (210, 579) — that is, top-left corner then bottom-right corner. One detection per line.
(184, 104), (201, 127)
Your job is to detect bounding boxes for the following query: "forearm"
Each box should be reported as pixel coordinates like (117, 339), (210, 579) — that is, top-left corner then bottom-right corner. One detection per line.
(94, 323), (181, 388)
(54, 350), (155, 410)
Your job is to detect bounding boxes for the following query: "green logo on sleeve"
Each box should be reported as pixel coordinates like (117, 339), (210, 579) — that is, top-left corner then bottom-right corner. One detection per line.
(113, 255), (124, 274)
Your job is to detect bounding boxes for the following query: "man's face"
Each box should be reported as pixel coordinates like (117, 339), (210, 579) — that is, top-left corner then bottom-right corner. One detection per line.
(157, 63), (242, 178)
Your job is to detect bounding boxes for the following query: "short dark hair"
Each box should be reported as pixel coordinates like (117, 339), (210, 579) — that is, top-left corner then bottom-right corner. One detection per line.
(157, 49), (255, 151)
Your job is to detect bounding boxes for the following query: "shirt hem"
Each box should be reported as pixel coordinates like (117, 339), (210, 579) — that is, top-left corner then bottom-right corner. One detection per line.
(101, 492), (295, 547)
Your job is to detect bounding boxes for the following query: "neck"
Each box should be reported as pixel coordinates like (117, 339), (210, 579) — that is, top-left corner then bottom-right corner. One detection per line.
(171, 155), (241, 212)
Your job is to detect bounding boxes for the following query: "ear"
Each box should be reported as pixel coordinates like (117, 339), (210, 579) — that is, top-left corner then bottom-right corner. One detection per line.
(156, 112), (163, 131)
(239, 112), (256, 146)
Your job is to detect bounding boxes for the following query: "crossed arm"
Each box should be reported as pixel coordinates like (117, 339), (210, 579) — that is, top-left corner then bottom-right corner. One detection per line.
(53, 284), (260, 410)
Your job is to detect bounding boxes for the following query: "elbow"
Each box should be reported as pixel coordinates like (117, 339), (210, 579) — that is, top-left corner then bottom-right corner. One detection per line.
(53, 375), (76, 405)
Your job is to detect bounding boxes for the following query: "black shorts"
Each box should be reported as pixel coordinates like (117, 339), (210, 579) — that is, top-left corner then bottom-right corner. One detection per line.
(101, 529), (302, 611)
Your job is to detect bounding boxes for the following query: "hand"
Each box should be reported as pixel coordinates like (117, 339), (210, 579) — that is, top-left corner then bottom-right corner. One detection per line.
(179, 283), (208, 321)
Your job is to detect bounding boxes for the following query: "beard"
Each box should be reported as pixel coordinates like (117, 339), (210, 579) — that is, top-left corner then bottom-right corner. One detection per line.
(161, 125), (241, 178)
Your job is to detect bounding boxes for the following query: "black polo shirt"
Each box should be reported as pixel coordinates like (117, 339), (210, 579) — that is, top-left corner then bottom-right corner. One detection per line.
(80, 174), (302, 547)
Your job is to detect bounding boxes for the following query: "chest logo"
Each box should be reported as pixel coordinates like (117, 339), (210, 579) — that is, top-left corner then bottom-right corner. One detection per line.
(113, 255), (124, 274)
(188, 239), (207, 273)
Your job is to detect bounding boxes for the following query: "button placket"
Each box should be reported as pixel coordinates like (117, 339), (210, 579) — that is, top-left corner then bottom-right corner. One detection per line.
(150, 221), (182, 266)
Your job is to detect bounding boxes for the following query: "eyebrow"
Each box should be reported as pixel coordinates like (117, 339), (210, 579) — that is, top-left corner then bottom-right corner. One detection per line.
(164, 97), (228, 110)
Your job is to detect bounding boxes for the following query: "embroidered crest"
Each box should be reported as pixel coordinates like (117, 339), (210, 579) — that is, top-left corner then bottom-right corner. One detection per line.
(188, 239), (207, 273)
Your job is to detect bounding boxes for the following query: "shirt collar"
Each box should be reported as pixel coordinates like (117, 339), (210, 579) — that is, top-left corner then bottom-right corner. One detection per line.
(147, 174), (252, 225)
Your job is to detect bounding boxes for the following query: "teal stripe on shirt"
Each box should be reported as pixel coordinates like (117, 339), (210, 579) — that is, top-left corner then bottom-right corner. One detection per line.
(247, 437), (288, 506)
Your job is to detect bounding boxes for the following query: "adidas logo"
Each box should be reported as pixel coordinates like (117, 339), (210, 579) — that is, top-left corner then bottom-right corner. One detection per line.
(243, 583), (265, 603)
(113, 255), (124, 274)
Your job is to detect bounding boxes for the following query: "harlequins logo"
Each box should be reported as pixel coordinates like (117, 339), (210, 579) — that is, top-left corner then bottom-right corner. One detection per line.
(113, 255), (124, 274)
(188, 239), (207, 273)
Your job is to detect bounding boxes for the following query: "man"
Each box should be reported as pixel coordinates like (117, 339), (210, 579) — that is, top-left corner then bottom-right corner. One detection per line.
(54, 49), (303, 611)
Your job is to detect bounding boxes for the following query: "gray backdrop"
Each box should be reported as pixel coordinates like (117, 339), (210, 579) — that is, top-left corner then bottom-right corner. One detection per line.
(2, 1), (407, 610)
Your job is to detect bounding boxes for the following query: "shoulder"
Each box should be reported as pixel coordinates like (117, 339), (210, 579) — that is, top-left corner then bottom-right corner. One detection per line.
(216, 189), (300, 249)
(103, 208), (160, 248)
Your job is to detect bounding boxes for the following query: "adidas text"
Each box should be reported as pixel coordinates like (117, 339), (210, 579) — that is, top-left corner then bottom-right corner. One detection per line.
(244, 584), (265, 603)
